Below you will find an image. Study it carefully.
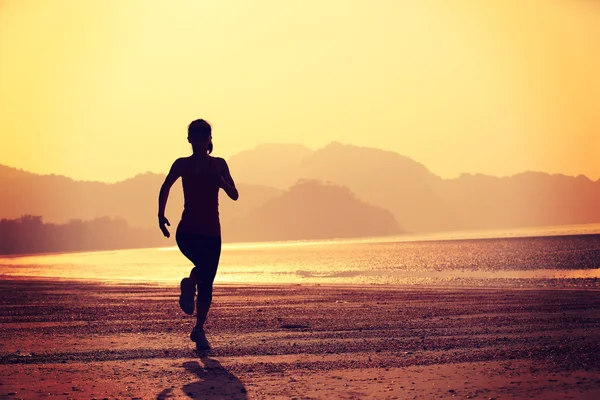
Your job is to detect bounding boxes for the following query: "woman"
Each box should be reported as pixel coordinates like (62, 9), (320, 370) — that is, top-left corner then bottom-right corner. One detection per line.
(158, 119), (238, 350)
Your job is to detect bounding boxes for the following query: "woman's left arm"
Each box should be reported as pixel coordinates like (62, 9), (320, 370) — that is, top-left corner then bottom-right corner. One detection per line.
(218, 158), (239, 201)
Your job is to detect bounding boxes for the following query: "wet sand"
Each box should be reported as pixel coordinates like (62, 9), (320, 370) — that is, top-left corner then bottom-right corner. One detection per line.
(1, 278), (600, 399)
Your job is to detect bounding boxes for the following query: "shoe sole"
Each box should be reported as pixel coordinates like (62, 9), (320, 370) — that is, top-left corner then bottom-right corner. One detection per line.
(179, 278), (195, 315)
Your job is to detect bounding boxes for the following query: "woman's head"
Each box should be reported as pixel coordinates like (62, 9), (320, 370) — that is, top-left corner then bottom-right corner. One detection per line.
(188, 119), (213, 154)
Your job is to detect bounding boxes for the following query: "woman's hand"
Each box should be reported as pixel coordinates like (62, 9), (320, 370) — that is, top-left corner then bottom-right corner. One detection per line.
(158, 215), (171, 238)
(216, 158), (239, 201)
(219, 176), (239, 200)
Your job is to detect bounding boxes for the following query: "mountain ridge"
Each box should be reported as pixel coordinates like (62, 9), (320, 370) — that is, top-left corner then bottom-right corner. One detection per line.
(2, 142), (599, 237)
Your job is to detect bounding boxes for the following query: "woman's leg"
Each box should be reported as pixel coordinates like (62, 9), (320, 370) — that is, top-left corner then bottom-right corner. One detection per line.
(176, 232), (200, 315)
(192, 236), (222, 331)
(176, 232), (222, 349)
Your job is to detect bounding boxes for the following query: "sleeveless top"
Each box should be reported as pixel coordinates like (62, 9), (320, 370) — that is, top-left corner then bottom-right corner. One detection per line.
(177, 156), (221, 237)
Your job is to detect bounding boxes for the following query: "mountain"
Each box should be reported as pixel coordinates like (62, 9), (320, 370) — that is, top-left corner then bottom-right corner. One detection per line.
(0, 164), (282, 235)
(225, 180), (402, 242)
(438, 171), (600, 229)
(298, 142), (459, 232)
(228, 142), (600, 232)
(0, 164), (33, 181)
(0, 166), (110, 224)
(3, 141), (600, 242)
(0, 163), (402, 244)
(108, 173), (282, 230)
(227, 143), (313, 189)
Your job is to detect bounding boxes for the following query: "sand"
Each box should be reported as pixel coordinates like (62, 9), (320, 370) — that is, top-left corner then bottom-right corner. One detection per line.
(1, 278), (600, 399)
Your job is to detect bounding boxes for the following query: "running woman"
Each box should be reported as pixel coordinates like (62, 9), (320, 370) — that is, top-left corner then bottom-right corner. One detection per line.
(158, 119), (239, 350)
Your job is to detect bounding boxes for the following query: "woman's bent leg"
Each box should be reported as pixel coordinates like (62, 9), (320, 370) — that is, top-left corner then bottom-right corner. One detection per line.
(176, 232), (200, 315)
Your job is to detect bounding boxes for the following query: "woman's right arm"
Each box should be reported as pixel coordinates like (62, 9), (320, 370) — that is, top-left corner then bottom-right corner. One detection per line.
(158, 159), (183, 238)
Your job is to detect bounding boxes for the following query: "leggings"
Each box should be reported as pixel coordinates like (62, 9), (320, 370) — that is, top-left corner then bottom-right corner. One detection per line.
(176, 231), (222, 303)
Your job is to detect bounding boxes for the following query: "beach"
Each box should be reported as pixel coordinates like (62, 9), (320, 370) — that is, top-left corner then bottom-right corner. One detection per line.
(1, 279), (600, 399)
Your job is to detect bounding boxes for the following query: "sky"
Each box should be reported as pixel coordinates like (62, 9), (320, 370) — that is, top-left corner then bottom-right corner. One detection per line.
(1, 0), (599, 182)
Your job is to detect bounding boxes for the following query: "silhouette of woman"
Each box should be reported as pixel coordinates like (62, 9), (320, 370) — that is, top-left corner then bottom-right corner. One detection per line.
(158, 119), (238, 350)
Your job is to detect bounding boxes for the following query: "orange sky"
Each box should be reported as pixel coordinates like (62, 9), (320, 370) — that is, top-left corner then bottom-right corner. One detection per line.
(1, 0), (599, 182)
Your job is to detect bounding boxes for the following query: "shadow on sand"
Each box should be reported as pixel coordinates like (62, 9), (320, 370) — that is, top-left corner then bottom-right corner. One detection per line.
(157, 355), (248, 399)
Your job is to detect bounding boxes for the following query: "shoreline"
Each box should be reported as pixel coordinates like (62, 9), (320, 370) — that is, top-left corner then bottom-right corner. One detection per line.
(1, 224), (599, 259)
(2, 278), (600, 399)
(3, 274), (600, 292)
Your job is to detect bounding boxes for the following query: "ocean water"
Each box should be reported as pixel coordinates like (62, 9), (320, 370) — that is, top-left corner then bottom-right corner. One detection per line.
(1, 224), (600, 288)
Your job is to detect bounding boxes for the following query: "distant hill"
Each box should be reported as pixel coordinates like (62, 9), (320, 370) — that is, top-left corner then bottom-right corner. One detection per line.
(228, 142), (600, 232)
(0, 165), (33, 181)
(108, 172), (282, 231)
(0, 164), (282, 238)
(299, 142), (458, 232)
(3, 141), (600, 241)
(225, 180), (402, 242)
(0, 163), (402, 244)
(227, 143), (313, 189)
(438, 171), (600, 229)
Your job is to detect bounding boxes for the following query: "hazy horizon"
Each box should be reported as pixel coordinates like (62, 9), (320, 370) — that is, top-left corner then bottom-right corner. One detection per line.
(2, 139), (600, 250)
(2, 0), (599, 182)
(2, 141), (599, 185)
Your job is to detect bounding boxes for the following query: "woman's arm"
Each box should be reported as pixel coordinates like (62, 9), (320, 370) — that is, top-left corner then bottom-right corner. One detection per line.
(158, 159), (183, 237)
(217, 158), (239, 201)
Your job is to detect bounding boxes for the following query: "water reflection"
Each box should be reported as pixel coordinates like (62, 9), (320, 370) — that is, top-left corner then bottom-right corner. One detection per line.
(1, 227), (599, 288)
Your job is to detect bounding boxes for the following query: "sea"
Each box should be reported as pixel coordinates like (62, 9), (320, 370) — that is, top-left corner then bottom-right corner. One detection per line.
(1, 224), (600, 288)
